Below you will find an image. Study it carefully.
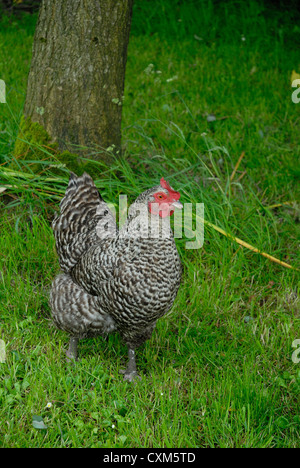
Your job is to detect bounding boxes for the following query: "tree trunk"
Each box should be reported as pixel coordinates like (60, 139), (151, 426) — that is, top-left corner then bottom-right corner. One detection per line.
(22, 0), (133, 160)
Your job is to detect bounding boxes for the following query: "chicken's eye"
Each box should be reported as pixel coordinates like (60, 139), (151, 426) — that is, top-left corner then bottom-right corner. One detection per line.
(156, 193), (165, 200)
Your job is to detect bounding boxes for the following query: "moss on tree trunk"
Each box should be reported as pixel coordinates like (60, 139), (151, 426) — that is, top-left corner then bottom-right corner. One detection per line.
(14, 116), (103, 177)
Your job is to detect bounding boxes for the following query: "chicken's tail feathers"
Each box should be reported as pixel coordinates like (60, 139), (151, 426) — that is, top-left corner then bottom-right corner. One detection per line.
(60, 172), (96, 210)
(52, 172), (117, 273)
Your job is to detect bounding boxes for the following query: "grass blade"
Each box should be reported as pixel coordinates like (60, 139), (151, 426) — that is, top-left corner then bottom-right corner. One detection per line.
(199, 216), (298, 270)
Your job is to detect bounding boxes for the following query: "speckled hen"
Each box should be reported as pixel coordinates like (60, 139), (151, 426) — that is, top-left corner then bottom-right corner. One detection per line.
(50, 173), (183, 381)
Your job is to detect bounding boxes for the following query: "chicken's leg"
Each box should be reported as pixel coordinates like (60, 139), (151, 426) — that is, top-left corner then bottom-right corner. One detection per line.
(120, 347), (141, 382)
(66, 337), (79, 362)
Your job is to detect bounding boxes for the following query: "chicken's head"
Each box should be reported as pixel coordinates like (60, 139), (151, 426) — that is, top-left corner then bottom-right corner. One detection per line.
(148, 178), (183, 218)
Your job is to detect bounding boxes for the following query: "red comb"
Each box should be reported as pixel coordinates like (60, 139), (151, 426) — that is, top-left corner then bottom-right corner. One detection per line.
(160, 177), (181, 200)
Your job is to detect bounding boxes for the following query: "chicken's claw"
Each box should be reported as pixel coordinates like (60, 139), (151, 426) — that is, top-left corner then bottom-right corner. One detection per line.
(119, 368), (141, 383)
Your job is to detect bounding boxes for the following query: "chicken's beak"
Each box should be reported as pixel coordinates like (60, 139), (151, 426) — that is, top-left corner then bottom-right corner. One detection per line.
(171, 201), (183, 210)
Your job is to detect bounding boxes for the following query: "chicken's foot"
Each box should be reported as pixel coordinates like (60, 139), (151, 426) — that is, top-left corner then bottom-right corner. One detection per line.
(120, 348), (141, 382)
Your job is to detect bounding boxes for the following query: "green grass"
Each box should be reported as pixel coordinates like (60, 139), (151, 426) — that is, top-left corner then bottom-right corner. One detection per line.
(0, 0), (300, 448)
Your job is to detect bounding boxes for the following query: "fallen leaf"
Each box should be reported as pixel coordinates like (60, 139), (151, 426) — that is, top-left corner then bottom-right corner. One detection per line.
(32, 415), (47, 430)
(0, 187), (7, 194)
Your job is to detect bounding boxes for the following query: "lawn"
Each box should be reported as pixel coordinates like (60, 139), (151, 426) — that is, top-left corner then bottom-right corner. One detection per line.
(0, 0), (299, 448)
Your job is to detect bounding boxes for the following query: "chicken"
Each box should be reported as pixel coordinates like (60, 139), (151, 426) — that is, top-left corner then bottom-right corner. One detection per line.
(50, 173), (183, 381)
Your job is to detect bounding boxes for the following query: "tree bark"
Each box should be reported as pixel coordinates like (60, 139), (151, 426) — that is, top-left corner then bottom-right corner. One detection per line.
(23, 0), (133, 159)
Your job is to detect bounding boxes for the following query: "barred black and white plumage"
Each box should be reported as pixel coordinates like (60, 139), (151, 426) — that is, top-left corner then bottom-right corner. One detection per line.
(50, 172), (183, 381)
(52, 172), (117, 273)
